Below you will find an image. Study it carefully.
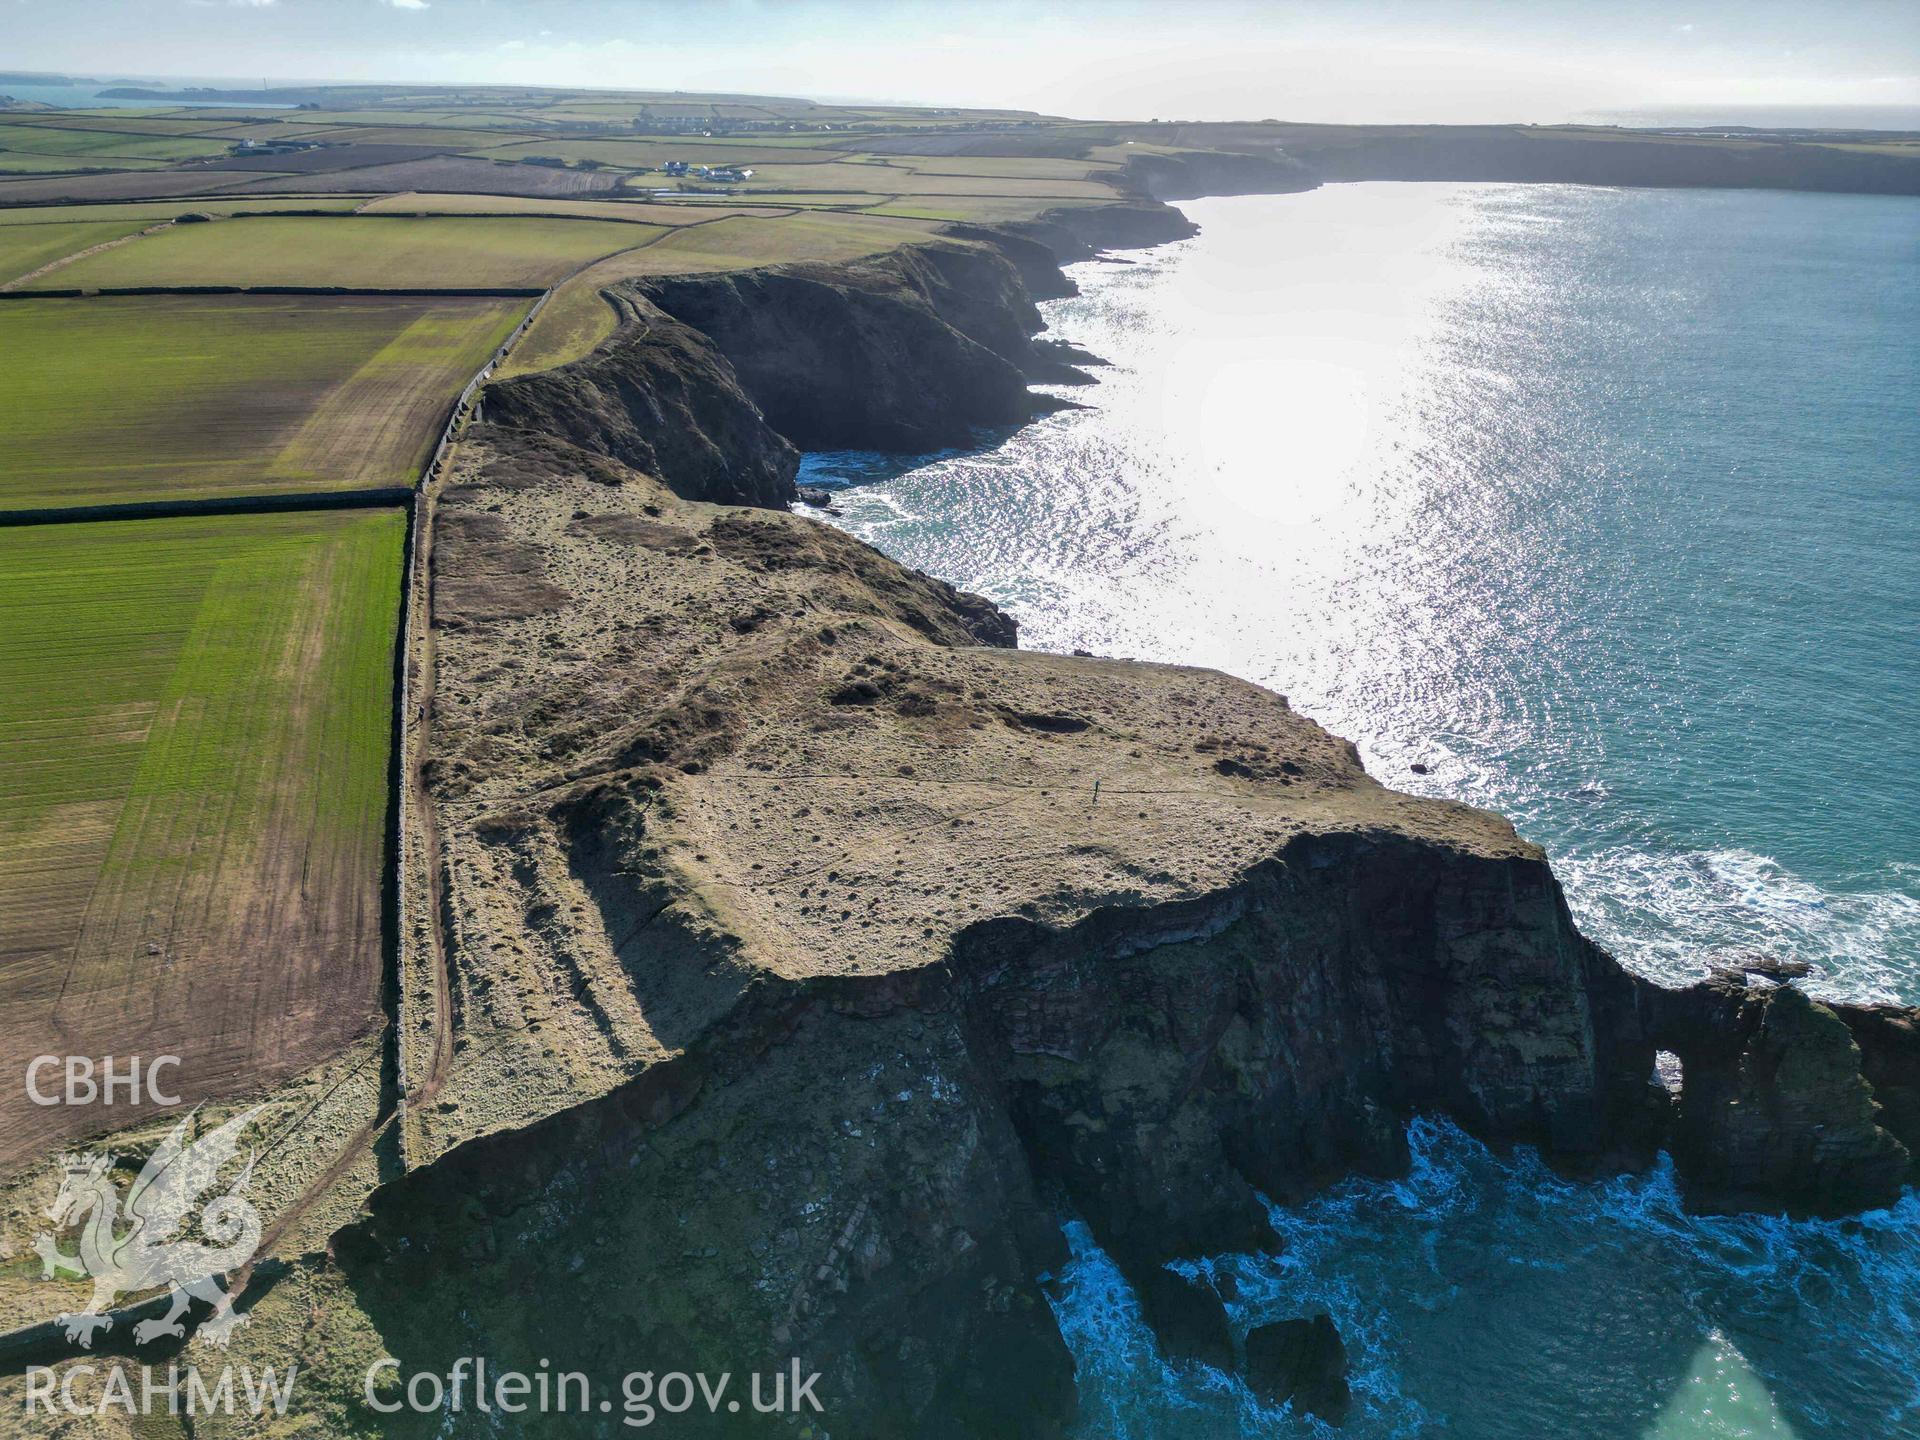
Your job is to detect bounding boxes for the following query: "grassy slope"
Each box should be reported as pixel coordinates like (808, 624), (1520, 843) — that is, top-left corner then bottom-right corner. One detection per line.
(0, 508), (403, 1164)
(26, 213), (663, 290)
(0, 293), (525, 508)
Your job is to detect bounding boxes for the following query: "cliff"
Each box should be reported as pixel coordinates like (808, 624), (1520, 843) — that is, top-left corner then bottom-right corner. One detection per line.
(1282, 125), (1920, 195)
(483, 238), (1126, 503)
(1178, 122), (1920, 196)
(482, 290), (801, 509)
(116, 196), (1915, 1437)
(631, 241), (1057, 453)
(1116, 145), (1319, 201)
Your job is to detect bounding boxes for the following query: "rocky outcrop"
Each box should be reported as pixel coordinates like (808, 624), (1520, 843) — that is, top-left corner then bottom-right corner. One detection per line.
(476, 214), (1203, 505)
(1636, 977), (1914, 1216)
(485, 239), (1100, 491)
(955, 831), (1658, 1271)
(483, 289), (800, 507)
(1245, 1314), (1351, 1424)
(337, 968), (1078, 1439)
(1841, 1005), (1920, 1161)
(1130, 1268), (1235, 1373)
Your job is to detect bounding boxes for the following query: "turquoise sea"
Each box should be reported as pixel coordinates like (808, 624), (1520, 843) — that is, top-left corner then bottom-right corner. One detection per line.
(803, 185), (1920, 1438)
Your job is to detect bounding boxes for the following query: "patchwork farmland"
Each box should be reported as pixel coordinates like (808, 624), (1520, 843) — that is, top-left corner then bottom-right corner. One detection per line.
(0, 293), (525, 509)
(0, 510), (404, 1166)
(23, 213), (666, 291)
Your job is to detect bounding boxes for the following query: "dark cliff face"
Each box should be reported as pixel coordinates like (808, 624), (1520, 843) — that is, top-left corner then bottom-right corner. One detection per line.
(995, 202), (1201, 277)
(953, 832), (1656, 1271)
(1117, 146), (1319, 201)
(331, 820), (1652, 1438)
(339, 970), (1079, 1440)
(483, 290), (801, 508)
(478, 209), (1222, 515)
(483, 239), (1089, 499)
(1842, 1005), (1920, 1161)
(634, 241), (1049, 453)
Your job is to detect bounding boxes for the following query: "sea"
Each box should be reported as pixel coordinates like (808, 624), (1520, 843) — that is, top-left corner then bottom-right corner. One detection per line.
(0, 74), (294, 109)
(800, 184), (1920, 1438)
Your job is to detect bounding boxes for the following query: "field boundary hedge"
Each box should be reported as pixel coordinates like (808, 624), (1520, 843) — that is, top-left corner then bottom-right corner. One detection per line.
(0, 485), (413, 526)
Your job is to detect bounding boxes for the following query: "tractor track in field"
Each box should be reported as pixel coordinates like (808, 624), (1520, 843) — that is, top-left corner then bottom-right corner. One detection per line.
(0, 219), (174, 292)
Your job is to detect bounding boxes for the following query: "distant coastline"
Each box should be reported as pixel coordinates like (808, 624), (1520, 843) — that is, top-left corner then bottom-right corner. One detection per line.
(1582, 102), (1920, 133)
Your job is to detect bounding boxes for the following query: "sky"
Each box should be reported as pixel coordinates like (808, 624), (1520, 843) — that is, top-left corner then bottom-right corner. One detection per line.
(5, 0), (1918, 125)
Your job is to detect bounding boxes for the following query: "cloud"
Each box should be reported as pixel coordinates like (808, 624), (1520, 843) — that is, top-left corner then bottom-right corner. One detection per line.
(383, 0), (430, 9)
(228, 0), (278, 7)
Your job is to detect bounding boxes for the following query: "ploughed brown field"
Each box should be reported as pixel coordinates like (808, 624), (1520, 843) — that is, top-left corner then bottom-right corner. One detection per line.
(0, 510), (404, 1165)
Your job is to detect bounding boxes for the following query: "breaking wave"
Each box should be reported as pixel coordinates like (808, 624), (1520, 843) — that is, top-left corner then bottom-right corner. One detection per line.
(1049, 1119), (1920, 1438)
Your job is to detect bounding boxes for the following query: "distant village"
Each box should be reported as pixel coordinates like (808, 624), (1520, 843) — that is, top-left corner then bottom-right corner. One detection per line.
(660, 160), (754, 183)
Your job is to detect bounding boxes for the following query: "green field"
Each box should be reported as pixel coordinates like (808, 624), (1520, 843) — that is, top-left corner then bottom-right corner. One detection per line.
(355, 191), (778, 224)
(0, 218), (156, 285)
(0, 293), (526, 508)
(0, 122), (237, 162)
(0, 151), (172, 174)
(478, 137), (857, 169)
(866, 195), (1104, 222)
(28, 213), (664, 291)
(0, 509), (403, 1164)
(0, 113), (233, 136)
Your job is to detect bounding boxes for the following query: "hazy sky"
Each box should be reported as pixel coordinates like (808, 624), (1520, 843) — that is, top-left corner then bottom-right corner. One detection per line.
(7, 0), (1917, 124)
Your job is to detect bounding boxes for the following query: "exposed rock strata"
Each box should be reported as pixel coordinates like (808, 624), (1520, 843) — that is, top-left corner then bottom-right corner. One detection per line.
(486, 237), (1127, 508)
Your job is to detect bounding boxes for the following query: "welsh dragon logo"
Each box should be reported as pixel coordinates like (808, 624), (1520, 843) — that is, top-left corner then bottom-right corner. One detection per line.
(33, 1107), (264, 1349)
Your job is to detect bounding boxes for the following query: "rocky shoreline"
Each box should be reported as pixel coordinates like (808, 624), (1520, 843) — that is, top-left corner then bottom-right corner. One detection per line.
(273, 191), (1920, 1436)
